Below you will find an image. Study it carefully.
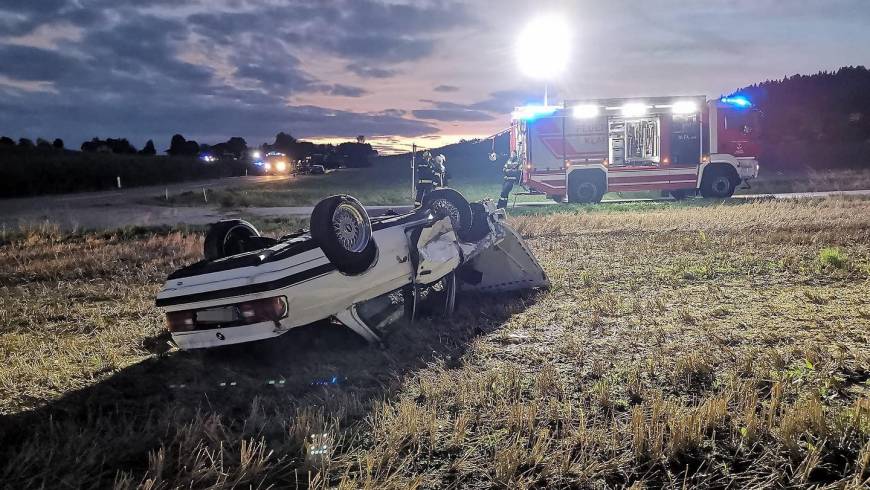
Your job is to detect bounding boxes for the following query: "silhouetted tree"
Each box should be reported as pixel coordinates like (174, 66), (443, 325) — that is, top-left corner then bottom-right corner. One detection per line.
(18, 138), (34, 149)
(139, 139), (156, 156)
(105, 138), (136, 154)
(337, 142), (376, 167)
(0, 136), (16, 147)
(736, 65), (870, 144)
(36, 138), (52, 151)
(167, 134), (198, 156)
(80, 137), (136, 154)
(184, 140), (200, 155)
(52, 138), (64, 149)
(225, 137), (247, 157)
(81, 137), (104, 152)
(273, 132), (297, 153)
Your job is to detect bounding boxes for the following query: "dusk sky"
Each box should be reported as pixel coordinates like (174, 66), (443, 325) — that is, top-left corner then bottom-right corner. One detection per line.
(1, 0), (869, 154)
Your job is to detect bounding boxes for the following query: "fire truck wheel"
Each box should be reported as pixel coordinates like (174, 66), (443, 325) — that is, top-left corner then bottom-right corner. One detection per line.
(569, 180), (604, 204)
(422, 188), (473, 240)
(311, 195), (377, 275)
(700, 166), (738, 198)
(203, 219), (261, 261)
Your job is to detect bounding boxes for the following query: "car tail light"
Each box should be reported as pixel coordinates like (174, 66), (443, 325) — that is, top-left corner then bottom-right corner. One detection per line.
(164, 296), (287, 333)
(166, 311), (195, 332)
(238, 297), (287, 322)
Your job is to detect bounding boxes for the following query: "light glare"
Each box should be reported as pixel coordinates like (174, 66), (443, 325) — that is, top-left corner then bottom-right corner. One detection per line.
(672, 100), (698, 114)
(516, 15), (571, 79)
(621, 103), (648, 117)
(511, 105), (558, 121)
(573, 104), (600, 119)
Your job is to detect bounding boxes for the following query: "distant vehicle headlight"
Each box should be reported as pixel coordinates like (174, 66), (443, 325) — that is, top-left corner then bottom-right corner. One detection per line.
(264, 162), (272, 171)
(276, 161), (287, 172)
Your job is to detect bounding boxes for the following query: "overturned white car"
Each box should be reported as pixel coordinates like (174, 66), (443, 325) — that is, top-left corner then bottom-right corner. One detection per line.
(155, 189), (549, 349)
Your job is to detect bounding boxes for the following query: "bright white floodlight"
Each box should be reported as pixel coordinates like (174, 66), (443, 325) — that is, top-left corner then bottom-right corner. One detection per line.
(621, 102), (648, 117)
(573, 104), (600, 119)
(516, 15), (571, 80)
(672, 100), (698, 114)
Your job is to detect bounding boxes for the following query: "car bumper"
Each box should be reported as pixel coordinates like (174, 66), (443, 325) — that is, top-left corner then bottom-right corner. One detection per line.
(171, 320), (291, 349)
(736, 158), (759, 181)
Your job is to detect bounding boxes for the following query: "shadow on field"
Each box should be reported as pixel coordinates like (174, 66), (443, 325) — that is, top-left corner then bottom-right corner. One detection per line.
(0, 290), (542, 487)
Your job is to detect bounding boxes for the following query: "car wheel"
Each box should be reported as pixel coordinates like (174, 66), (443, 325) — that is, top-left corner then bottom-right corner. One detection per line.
(422, 188), (473, 240)
(700, 169), (737, 198)
(203, 219), (260, 261)
(569, 180), (604, 203)
(461, 202), (491, 242)
(311, 195), (377, 275)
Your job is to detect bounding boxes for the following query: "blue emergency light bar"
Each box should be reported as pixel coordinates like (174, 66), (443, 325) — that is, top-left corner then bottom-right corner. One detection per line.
(720, 96), (752, 108)
(511, 105), (559, 121)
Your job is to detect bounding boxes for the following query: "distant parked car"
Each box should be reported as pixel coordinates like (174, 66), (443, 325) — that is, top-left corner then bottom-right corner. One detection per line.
(310, 164), (326, 174)
(252, 151), (291, 175)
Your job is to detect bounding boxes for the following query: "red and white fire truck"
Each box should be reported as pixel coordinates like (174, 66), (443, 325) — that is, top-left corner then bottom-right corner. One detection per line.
(510, 95), (761, 202)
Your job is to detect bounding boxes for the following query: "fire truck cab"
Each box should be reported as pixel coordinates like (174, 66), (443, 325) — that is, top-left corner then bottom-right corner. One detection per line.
(511, 95), (760, 202)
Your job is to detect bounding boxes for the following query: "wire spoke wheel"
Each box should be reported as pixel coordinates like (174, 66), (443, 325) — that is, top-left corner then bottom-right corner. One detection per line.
(430, 198), (461, 230)
(332, 203), (370, 253)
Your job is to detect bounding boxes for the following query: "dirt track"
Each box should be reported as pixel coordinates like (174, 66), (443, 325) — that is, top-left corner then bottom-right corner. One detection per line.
(2, 177), (869, 231)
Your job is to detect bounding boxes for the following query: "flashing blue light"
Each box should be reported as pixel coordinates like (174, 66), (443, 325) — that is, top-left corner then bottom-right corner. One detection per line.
(511, 104), (558, 121)
(720, 96), (752, 108)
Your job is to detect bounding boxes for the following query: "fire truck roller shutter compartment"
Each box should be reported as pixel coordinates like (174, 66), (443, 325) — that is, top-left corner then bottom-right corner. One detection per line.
(670, 113), (701, 166)
(610, 116), (661, 167)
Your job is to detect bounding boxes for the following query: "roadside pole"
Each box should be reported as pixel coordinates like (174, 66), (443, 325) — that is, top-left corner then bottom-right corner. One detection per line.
(411, 143), (416, 203)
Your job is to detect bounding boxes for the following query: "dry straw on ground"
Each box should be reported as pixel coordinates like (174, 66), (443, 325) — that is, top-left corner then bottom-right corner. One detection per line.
(1, 197), (868, 488)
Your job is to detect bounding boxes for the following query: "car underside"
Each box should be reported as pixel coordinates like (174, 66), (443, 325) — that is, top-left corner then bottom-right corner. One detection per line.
(155, 189), (549, 349)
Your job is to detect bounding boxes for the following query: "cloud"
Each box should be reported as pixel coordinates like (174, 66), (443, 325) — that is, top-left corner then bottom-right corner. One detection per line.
(469, 89), (552, 114)
(0, 2), (442, 148)
(434, 85), (459, 92)
(346, 63), (397, 79)
(412, 109), (494, 122)
(330, 35), (434, 63)
(0, 44), (80, 81)
(313, 83), (369, 97)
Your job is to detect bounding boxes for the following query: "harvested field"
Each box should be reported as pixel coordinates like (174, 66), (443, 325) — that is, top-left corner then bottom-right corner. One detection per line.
(1, 198), (868, 488)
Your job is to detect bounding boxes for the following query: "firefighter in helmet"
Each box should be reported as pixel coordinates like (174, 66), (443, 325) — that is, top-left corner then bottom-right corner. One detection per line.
(415, 150), (439, 205)
(434, 154), (447, 186)
(497, 152), (522, 209)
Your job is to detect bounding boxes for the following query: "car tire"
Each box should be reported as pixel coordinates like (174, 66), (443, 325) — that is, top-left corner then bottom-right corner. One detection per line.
(203, 219), (261, 261)
(311, 195), (377, 275)
(461, 202), (491, 242)
(700, 167), (737, 198)
(569, 179), (604, 203)
(422, 188), (473, 240)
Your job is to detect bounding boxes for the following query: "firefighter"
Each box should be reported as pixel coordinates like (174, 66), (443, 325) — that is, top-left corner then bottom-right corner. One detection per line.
(497, 152), (522, 209)
(434, 154), (447, 186)
(415, 151), (436, 205)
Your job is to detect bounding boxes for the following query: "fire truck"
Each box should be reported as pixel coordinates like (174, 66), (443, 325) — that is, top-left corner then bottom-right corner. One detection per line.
(510, 95), (761, 202)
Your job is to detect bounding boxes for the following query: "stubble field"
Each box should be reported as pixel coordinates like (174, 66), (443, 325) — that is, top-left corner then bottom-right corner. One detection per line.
(0, 197), (868, 488)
